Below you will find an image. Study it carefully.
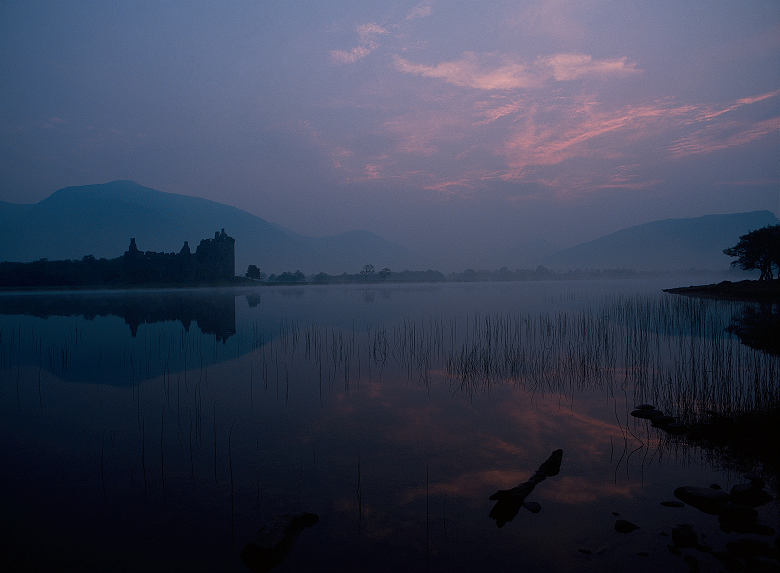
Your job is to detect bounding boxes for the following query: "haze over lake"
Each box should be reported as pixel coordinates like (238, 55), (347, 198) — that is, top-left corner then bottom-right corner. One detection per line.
(2, 279), (777, 572)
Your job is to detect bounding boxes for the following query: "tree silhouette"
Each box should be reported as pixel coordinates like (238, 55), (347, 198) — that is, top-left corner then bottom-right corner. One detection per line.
(723, 224), (780, 280)
(245, 265), (263, 280)
(360, 264), (375, 281)
(379, 267), (391, 280)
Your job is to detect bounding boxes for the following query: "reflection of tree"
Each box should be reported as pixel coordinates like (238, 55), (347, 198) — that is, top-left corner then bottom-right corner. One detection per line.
(727, 303), (780, 355)
(0, 291), (237, 342)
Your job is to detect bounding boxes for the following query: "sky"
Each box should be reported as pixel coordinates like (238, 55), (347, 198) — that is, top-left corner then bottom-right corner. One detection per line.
(1, 0), (778, 270)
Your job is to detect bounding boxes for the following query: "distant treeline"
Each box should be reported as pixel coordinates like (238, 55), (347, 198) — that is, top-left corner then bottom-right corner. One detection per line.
(1, 257), (728, 290)
(0, 256), (123, 288)
(0, 255), (245, 288)
(262, 266), (720, 285)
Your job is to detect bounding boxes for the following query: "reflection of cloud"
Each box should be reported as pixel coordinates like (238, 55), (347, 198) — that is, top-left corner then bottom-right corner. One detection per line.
(406, 1), (434, 20)
(394, 51), (639, 90)
(401, 468), (526, 505)
(331, 23), (388, 64)
(544, 475), (636, 504)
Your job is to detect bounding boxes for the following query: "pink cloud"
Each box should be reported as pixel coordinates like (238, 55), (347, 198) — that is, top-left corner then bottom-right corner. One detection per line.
(540, 53), (640, 81)
(394, 53), (540, 90)
(394, 51), (639, 90)
(406, 1), (434, 20)
(331, 23), (388, 64)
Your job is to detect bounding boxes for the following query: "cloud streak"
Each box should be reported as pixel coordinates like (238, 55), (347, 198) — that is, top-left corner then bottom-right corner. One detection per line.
(324, 82), (778, 201)
(394, 51), (639, 89)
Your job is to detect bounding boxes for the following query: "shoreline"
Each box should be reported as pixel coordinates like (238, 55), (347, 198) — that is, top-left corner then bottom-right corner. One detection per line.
(664, 279), (779, 302)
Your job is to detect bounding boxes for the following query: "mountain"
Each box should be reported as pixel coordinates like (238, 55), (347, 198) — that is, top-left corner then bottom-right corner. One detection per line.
(541, 211), (780, 271)
(0, 181), (420, 275)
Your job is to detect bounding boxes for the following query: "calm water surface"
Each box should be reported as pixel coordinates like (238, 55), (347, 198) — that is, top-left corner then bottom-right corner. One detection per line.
(1, 280), (777, 572)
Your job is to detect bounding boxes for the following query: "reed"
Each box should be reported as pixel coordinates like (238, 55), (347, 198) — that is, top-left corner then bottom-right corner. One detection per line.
(258, 292), (777, 428)
(160, 409), (167, 507)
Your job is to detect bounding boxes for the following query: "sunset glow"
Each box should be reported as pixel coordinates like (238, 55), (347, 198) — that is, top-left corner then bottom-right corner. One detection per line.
(1, 1), (777, 269)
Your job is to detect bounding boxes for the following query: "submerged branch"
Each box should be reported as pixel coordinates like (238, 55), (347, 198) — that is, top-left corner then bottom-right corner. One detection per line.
(489, 449), (563, 528)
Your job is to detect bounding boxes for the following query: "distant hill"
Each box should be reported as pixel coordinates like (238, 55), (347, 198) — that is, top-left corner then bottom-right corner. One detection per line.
(0, 180), (421, 275)
(541, 211), (780, 271)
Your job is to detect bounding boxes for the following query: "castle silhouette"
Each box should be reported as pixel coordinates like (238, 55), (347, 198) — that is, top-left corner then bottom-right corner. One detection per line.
(123, 229), (235, 283)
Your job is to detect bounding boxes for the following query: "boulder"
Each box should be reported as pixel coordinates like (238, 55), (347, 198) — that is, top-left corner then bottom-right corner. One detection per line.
(712, 550), (744, 571)
(744, 473), (766, 489)
(522, 501), (541, 513)
(726, 537), (777, 559)
(661, 500), (685, 507)
(663, 423), (690, 434)
(631, 408), (664, 419)
(672, 524), (698, 549)
(615, 519), (639, 533)
(651, 415), (676, 427)
(674, 486), (729, 514)
(718, 502), (758, 525)
(729, 483), (774, 508)
(683, 554), (700, 573)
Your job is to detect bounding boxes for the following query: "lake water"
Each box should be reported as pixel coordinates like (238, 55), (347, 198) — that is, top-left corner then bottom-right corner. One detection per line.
(1, 279), (777, 572)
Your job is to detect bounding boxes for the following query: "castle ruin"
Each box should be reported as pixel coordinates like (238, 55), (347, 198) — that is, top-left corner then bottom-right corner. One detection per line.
(123, 230), (235, 283)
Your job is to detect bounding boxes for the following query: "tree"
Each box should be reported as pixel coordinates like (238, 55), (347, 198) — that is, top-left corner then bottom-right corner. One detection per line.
(379, 267), (391, 280)
(245, 265), (263, 280)
(723, 224), (780, 281)
(360, 264), (375, 281)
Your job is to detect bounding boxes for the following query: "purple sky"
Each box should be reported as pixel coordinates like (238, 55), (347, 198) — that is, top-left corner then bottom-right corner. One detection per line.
(1, 1), (778, 269)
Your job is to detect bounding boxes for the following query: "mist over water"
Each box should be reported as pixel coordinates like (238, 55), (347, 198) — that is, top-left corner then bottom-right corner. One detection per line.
(1, 280), (777, 572)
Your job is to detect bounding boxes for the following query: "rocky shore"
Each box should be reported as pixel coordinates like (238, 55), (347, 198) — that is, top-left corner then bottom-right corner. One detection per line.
(571, 403), (779, 572)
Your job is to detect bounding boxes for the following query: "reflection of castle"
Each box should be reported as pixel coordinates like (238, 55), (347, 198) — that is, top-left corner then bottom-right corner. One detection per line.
(123, 230), (235, 283)
(0, 290), (238, 343)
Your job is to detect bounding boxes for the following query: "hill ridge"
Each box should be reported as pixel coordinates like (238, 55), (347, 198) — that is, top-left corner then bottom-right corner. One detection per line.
(541, 210), (779, 271)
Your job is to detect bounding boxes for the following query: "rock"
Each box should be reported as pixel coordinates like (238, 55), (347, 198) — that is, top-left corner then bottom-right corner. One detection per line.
(672, 524), (698, 549)
(668, 544), (683, 556)
(674, 486), (729, 515)
(615, 519), (640, 533)
(663, 423), (690, 434)
(631, 408), (664, 419)
(718, 502), (758, 524)
(240, 512), (319, 573)
(720, 519), (757, 535)
(729, 483), (774, 508)
(726, 538), (777, 559)
(712, 550), (745, 571)
(710, 483), (722, 490)
(522, 501), (541, 513)
(684, 554), (700, 573)
(753, 524), (776, 536)
(651, 415), (676, 427)
(661, 500), (685, 507)
(746, 555), (780, 573)
(744, 473), (766, 489)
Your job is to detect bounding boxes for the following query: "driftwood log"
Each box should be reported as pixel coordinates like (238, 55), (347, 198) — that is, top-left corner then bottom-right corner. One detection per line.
(489, 449), (563, 527)
(240, 512), (319, 572)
